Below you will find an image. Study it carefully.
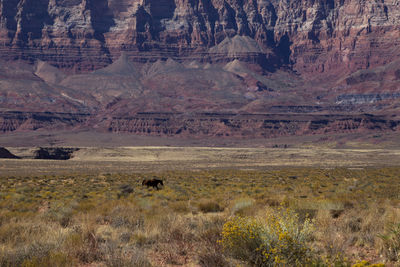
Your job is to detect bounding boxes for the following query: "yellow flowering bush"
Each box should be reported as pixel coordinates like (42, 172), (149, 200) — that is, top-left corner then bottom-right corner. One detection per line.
(352, 260), (385, 267)
(220, 208), (315, 266)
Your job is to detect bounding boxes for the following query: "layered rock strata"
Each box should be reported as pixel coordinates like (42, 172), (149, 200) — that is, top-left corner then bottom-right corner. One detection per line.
(106, 113), (400, 137)
(2, 110), (397, 138)
(0, 111), (89, 132)
(0, 0), (399, 74)
(0, 1), (400, 140)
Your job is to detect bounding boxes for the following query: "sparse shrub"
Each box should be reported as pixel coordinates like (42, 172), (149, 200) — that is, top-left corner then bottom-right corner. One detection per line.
(20, 252), (73, 267)
(118, 184), (134, 199)
(156, 216), (198, 265)
(119, 232), (131, 243)
(295, 209), (318, 223)
(108, 205), (144, 229)
(158, 225), (196, 265)
(380, 222), (400, 262)
(132, 232), (148, 247)
(198, 201), (224, 213)
(199, 217), (225, 244)
(220, 208), (315, 266)
(314, 209), (349, 259)
(231, 198), (255, 216)
(76, 200), (95, 213)
(101, 240), (151, 267)
(0, 242), (58, 267)
(169, 201), (190, 213)
(158, 241), (189, 265)
(198, 249), (230, 267)
(44, 206), (74, 228)
(63, 230), (101, 263)
(198, 217), (229, 267)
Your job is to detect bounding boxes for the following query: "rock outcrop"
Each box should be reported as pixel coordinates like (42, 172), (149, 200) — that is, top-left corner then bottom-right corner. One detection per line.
(34, 147), (79, 160)
(0, 147), (20, 158)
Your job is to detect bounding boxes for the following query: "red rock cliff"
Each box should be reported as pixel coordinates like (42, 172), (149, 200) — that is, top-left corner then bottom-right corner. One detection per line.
(0, 0), (399, 74)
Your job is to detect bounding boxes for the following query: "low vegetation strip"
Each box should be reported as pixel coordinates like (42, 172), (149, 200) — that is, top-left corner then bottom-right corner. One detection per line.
(2, 148), (400, 176)
(0, 168), (399, 266)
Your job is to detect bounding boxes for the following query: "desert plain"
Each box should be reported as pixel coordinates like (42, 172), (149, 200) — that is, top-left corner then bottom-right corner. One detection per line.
(1, 135), (400, 266)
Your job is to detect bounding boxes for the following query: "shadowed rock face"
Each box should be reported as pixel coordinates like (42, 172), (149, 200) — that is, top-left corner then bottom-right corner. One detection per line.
(34, 147), (79, 160)
(0, 147), (20, 158)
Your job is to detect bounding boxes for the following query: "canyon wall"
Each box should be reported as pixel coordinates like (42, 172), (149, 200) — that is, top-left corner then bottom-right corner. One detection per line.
(0, 1), (400, 140)
(0, 0), (399, 74)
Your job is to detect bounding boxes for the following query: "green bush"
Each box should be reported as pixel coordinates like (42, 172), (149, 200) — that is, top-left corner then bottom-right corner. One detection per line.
(220, 208), (315, 266)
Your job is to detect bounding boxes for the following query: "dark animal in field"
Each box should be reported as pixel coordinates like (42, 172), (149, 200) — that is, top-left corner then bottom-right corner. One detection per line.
(142, 179), (164, 190)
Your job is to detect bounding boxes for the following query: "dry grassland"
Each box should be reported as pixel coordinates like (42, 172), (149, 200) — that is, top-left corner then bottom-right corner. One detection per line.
(0, 147), (399, 266)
